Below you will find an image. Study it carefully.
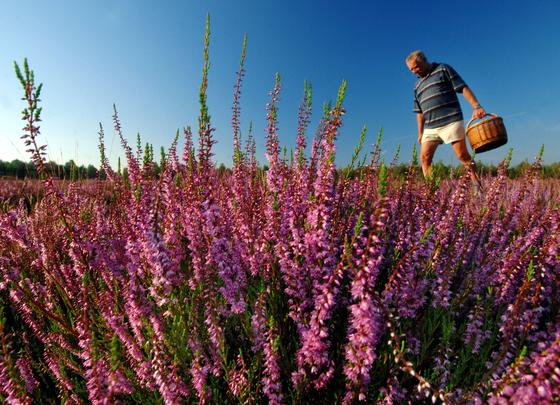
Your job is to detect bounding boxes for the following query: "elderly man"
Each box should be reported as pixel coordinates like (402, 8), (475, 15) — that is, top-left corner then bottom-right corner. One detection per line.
(406, 50), (485, 189)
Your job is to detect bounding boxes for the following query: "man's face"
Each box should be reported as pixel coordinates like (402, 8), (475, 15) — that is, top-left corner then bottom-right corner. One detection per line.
(407, 58), (429, 78)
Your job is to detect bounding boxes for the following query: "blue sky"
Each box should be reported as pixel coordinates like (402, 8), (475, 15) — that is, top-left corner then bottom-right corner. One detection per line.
(1, 0), (559, 168)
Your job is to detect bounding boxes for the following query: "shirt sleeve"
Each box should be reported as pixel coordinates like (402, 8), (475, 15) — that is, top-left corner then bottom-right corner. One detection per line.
(443, 64), (467, 93)
(413, 93), (421, 113)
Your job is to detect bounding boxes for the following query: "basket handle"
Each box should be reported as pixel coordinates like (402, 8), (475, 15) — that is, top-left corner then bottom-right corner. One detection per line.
(466, 113), (498, 131)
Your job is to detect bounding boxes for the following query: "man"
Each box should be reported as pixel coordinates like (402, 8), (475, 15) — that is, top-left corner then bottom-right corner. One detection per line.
(406, 50), (485, 189)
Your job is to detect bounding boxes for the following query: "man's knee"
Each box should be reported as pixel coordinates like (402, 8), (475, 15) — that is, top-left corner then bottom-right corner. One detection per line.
(452, 140), (472, 164)
(420, 152), (432, 166)
(420, 148), (434, 164)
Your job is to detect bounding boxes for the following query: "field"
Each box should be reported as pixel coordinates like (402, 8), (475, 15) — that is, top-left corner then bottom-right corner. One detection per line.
(1, 24), (559, 405)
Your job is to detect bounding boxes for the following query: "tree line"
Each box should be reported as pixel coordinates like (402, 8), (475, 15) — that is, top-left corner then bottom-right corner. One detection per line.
(2, 158), (560, 181)
(388, 160), (560, 179)
(0, 159), (98, 180)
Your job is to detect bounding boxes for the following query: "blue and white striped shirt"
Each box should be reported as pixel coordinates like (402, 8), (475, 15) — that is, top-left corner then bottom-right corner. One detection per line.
(413, 63), (467, 129)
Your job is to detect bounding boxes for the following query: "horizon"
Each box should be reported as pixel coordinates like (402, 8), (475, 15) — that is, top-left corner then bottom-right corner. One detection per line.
(1, 1), (559, 169)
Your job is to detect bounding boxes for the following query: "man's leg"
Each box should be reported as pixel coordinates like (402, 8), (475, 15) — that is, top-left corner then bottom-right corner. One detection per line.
(451, 139), (482, 187)
(420, 140), (440, 178)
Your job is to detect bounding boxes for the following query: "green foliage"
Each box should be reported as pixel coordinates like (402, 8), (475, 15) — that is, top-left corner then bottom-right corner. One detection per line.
(160, 146), (166, 169)
(505, 148), (513, 167)
(391, 144), (401, 166)
(375, 127), (383, 150)
(305, 80), (312, 110)
(412, 143), (418, 167)
(270, 73), (281, 123)
(526, 259), (534, 282)
(378, 161), (388, 197)
(335, 80), (347, 110)
(322, 101), (332, 120)
(199, 14), (211, 132)
(343, 125), (366, 181)
(143, 143), (151, 166)
(538, 144), (545, 161)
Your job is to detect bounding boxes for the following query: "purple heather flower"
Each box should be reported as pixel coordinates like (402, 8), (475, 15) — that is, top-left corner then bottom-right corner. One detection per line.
(227, 354), (249, 397)
(189, 338), (210, 403)
(16, 356), (39, 394)
(343, 207), (387, 403)
(262, 326), (284, 405)
(489, 328), (560, 404)
(0, 353), (31, 404)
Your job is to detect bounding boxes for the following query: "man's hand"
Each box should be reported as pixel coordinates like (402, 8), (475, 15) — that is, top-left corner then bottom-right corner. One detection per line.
(418, 133), (423, 144)
(472, 105), (487, 120)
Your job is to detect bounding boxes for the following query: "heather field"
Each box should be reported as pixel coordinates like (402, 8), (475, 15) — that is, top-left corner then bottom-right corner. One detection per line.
(2, 25), (560, 405)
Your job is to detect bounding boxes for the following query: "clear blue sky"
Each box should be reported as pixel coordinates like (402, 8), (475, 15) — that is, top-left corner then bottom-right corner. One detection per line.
(1, 0), (559, 168)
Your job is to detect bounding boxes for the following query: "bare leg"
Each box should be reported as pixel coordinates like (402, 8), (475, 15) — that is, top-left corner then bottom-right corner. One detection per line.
(420, 140), (440, 179)
(451, 139), (482, 188)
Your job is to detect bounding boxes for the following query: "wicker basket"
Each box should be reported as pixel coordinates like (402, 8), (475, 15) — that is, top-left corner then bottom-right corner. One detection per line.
(466, 113), (508, 153)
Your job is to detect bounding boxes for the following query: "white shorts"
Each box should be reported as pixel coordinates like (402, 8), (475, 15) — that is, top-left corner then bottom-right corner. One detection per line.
(422, 120), (465, 144)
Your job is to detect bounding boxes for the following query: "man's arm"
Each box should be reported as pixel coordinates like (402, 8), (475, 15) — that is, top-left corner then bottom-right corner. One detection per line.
(416, 113), (424, 144)
(462, 86), (487, 120)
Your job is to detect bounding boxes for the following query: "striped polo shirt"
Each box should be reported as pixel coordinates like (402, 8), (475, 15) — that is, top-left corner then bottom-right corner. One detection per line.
(412, 63), (467, 129)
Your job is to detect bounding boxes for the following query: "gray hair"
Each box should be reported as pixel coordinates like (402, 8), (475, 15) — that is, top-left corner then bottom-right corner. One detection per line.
(406, 50), (428, 64)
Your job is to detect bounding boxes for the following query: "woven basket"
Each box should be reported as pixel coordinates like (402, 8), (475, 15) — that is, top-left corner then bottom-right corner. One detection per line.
(466, 113), (508, 153)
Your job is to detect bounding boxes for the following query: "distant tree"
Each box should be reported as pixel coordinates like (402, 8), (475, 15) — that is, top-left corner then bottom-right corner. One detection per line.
(217, 163), (227, 177)
(542, 162), (560, 178)
(44, 161), (60, 178)
(9, 159), (27, 178)
(64, 160), (76, 180)
(86, 165), (97, 179)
